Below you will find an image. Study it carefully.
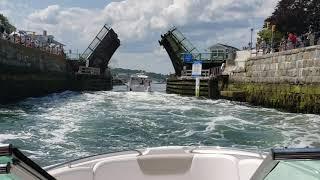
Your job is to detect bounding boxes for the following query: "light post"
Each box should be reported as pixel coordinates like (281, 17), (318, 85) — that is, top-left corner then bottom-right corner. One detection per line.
(271, 25), (276, 53)
(250, 28), (253, 50)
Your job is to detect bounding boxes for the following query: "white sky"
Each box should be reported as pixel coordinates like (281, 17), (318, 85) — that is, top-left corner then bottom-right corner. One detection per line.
(0, 0), (279, 74)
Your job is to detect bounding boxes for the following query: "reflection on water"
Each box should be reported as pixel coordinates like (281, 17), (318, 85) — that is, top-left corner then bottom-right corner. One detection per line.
(0, 84), (319, 166)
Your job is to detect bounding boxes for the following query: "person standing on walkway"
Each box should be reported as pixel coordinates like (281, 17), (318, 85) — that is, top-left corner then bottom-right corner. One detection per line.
(261, 40), (267, 54)
(296, 35), (304, 48)
(307, 26), (315, 46)
(279, 37), (287, 51)
(288, 33), (297, 49)
(0, 20), (4, 39)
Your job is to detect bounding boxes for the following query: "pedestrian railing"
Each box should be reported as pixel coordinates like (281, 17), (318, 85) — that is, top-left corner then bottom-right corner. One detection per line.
(211, 66), (223, 77)
(256, 31), (320, 55)
(182, 70), (210, 77)
(0, 33), (64, 56)
(181, 52), (226, 63)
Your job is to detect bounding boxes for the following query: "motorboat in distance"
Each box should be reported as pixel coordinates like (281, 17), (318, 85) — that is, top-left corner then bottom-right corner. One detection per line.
(127, 73), (152, 92)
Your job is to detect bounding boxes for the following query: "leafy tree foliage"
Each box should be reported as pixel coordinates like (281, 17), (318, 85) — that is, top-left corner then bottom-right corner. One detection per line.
(257, 28), (283, 44)
(307, 0), (320, 32)
(257, 0), (320, 47)
(266, 0), (320, 35)
(0, 14), (16, 33)
(111, 68), (168, 81)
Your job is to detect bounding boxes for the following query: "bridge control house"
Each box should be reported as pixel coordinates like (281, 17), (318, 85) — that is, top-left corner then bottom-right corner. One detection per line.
(208, 43), (239, 65)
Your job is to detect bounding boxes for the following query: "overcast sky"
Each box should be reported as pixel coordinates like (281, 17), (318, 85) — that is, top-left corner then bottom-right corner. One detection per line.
(0, 0), (278, 74)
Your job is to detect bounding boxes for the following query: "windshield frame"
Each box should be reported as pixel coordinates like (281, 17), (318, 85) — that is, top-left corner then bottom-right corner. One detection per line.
(251, 148), (320, 180)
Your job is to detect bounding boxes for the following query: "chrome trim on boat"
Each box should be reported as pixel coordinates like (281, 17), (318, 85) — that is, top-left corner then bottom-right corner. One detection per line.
(250, 154), (279, 180)
(0, 163), (10, 174)
(0, 144), (12, 156)
(272, 148), (320, 160)
(251, 147), (320, 180)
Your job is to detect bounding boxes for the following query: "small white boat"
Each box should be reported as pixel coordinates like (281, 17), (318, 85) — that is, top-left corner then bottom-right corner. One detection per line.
(127, 74), (152, 92)
(2, 144), (320, 180)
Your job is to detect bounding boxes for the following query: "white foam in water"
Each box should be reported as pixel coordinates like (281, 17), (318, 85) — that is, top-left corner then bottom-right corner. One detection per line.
(0, 134), (19, 142)
(273, 114), (320, 148)
(0, 133), (31, 143)
(204, 115), (256, 132)
(1, 85), (320, 166)
(36, 108), (81, 146)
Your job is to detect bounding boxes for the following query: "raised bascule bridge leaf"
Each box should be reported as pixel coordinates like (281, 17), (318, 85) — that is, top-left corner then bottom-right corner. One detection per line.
(159, 27), (226, 76)
(81, 24), (121, 74)
(159, 27), (200, 76)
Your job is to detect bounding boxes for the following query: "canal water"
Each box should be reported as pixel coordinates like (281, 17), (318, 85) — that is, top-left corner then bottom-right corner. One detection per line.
(0, 84), (319, 167)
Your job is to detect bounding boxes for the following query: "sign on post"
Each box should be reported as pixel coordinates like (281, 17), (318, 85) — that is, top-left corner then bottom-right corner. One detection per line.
(192, 61), (202, 77)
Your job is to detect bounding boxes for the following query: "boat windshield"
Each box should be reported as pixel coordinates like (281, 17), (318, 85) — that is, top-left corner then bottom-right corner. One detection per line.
(252, 148), (320, 180)
(0, 156), (14, 180)
(265, 160), (320, 180)
(0, 144), (55, 180)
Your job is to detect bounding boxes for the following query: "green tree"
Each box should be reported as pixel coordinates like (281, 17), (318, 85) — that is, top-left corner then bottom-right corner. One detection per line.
(257, 0), (320, 49)
(307, 0), (320, 32)
(264, 0), (320, 35)
(0, 14), (16, 33)
(268, 0), (310, 34)
(258, 28), (284, 44)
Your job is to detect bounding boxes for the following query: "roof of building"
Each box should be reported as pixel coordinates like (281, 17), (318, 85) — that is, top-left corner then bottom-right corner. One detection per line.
(52, 39), (65, 46)
(34, 34), (65, 46)
(208, 43), (239, 51)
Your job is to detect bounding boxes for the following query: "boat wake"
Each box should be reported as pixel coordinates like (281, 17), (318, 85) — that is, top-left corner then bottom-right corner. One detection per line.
(0, 84), (319, 166)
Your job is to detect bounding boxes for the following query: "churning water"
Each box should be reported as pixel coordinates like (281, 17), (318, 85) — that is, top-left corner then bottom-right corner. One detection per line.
(0, 84), (319, 167)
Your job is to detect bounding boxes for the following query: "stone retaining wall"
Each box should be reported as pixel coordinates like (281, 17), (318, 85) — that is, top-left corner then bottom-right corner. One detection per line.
(227, 46), (320, 114)
(230, 46), (320, 84)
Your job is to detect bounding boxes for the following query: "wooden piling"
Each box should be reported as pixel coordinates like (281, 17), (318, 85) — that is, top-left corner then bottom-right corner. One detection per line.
(208, 77), (219, 99)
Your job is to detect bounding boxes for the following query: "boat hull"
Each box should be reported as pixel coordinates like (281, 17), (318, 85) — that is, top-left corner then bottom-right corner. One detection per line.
(128, 85), (151, 92)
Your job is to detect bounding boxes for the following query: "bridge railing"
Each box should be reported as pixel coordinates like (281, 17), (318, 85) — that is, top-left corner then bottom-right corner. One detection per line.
(77, 66), (101, 75)
(181, 52), (226, 63)
(81, 25), (111, 61)
(182, 70), (210, 77)
(169, 28), (200, 54)
(211, 66), (223, 77)
(181, 68), (222, 78)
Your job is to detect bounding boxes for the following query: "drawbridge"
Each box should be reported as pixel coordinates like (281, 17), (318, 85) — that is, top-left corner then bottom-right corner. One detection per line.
(81, 24), (120, 74)
(159, 27), (225, 76)
(159, 27), (200, 76)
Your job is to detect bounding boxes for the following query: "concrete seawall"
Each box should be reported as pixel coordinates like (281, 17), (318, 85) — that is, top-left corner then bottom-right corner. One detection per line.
(0, 39), (67, 73)
(0, 39), (112, 103)
(225, 46), (320, 114)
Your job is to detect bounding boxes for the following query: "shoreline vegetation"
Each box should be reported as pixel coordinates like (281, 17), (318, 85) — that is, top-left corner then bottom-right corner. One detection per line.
(111, 68), (168, 82)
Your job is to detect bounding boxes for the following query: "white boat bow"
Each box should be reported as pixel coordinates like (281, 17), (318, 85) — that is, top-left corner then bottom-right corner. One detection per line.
(2, 145), (320, 180)
(46, 146), (265, 180)
(128, 73), (152, 92)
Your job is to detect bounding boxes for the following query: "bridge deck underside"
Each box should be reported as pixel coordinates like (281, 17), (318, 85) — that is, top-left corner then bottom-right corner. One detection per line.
(159, 34), (184, 76)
